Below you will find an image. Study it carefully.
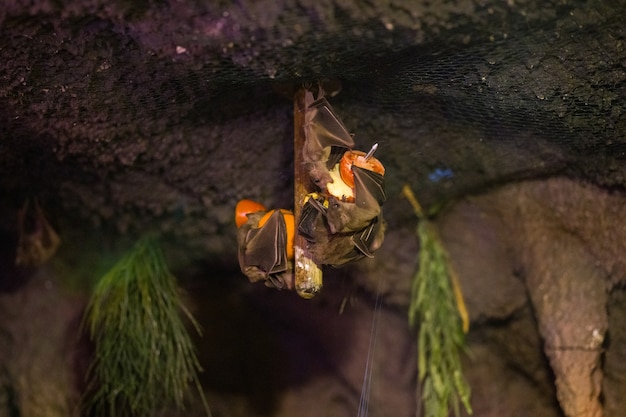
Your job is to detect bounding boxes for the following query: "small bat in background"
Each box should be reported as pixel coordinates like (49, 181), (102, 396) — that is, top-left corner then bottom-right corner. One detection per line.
(303, 92), (355, 190)
(235, 200), (295, 290)
(15, 199), (61, 267)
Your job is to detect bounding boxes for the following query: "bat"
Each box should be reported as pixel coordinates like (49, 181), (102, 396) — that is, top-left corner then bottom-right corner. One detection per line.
(298, 93), (387, 268)
(300, 147), (386, 239)
(235, 91), (387, 295)
(15, 199), (61, 267)
(235, 200), (295, 290)
(303, 92), (355, 190)
(324, 165), (386, 233)
(297, 195), (386, 267)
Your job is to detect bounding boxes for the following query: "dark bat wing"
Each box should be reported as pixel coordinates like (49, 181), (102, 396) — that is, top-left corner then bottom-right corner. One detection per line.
(297, 196), (327, 241)
(326, 146), (349, 170)
(304, 97), (355, 163)
(308, 97), (355, 149)
(351, 213), (386, 258)
(310, 221), (385, 267)
(239, 210), (289, 279)
(319, 234), (365, 267)
(352, 166), (386, 210)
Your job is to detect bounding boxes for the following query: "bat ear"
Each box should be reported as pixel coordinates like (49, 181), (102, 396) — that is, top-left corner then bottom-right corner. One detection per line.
(235, 199), (267, 227)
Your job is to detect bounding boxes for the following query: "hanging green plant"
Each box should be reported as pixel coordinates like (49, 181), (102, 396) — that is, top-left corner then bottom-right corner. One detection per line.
(83, 237), (210, 417)
(403, 185), (472, 417)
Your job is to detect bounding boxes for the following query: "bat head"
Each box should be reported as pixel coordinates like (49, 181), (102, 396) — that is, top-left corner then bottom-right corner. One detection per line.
(325, 196), (380, 234)
(304, 161), (333, 190)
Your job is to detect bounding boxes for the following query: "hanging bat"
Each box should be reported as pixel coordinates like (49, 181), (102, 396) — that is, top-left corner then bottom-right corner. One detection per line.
(297, 141), (387, 266)
(324, 146), (386, 232)
(298, 194), (386, 267)
(325, 168), (385, 233)
(302, 93), (386, 231)
(15, 199), (61, 267)
(235, 199), (295, 290)
(303, 92), (355, 190)
(235, 91), (387, 293)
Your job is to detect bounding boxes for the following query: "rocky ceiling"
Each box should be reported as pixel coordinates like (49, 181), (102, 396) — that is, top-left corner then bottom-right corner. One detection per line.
(0, 0), (625, 417)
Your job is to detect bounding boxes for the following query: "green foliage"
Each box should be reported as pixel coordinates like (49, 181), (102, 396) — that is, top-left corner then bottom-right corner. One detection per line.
(409, 221), (472, 417)
(83, 237), (210, 417)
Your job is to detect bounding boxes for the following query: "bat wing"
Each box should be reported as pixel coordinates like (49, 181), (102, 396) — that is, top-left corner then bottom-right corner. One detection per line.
(352, 166), (386, 210)
(308, 97), (355, 149)
(317, 234), (365, 267)
(304, 97), (355, 163)
(239, 210), (289, 280)
(313, 221), (385, 266)
(297, 196), (327, 241)
(326, 146), (347, 169)
(351, 213), (386, 258)
(299, 200), (386, 266)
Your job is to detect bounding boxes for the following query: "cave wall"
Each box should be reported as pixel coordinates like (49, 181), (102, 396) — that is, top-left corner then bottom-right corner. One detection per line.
(0, 0), (625, 416)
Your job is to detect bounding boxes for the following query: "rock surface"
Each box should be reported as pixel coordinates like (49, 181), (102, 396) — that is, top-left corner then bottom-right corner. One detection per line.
(438, 178), (626, 417)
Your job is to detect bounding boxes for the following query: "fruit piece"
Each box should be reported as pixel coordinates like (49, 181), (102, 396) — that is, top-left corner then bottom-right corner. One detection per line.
(339, 148), (385, 188)
(235, 199), (267, 228)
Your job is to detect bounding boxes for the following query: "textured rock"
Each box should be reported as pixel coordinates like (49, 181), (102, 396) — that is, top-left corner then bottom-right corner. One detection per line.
(0, 268), (83, 417)
(438, 177), (626, 417)
(524, 234), (606, 417)
(604, 288), (626, 417)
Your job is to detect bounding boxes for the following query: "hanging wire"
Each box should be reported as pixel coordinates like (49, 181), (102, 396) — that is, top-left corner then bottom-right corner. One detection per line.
(357, 273), (385, 417)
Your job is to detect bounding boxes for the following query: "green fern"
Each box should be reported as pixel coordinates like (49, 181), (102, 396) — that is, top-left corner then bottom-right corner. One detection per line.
(83, 237), (210, 417)
(404, 185), (472, 417)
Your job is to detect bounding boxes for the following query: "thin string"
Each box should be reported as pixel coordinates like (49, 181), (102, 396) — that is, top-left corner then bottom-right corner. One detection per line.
(357, 274), (385, 417)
